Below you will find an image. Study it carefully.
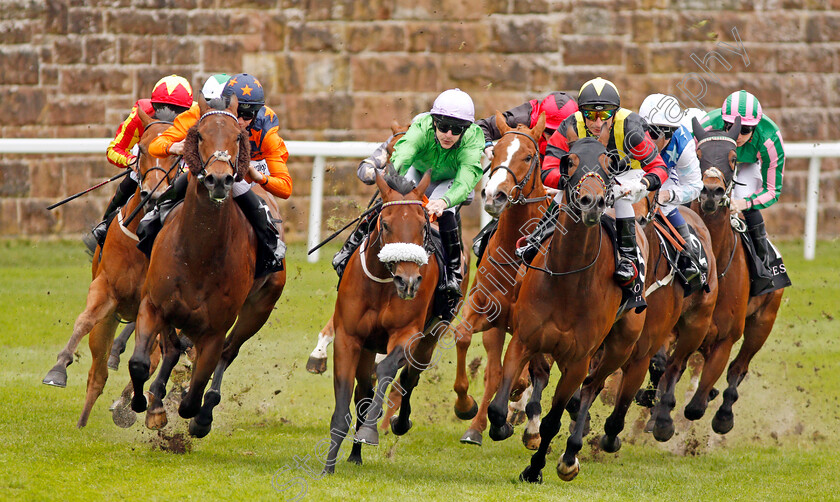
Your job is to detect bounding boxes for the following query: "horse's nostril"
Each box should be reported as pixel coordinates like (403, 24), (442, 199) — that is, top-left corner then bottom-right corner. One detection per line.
(597, 196), (606, 209)
(579, 194), (593, 207)
(714, 187), (725, 197)
(481, 189), (486, 199)
(224, 174), (234, 187)
(140, 191), (149, 200)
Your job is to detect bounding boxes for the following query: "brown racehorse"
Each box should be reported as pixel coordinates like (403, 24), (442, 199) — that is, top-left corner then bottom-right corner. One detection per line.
(307, 120), (410, 374)
(452, 112), (553, 447)
(323, 169), (452, 474)
(127, 95), (286, 438)
(683, 117), (784, 434)
(487, 132), (647, 484)
(597, 193), (719, 451)
(42, 109), (179, 428)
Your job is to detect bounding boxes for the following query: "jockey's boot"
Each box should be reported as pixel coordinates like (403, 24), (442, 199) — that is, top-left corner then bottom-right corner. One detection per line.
(744, 209), (774, 279)
(515, 201), (559, 264)
(675, 223), (702, 281)
(136, 173), (188, 258)
(438, 211), (463, 300)
(83, 178), (135, 253)
(234, 189), (285, 277)
(332, 215), (373, 278)
(614, 217), (640, 285)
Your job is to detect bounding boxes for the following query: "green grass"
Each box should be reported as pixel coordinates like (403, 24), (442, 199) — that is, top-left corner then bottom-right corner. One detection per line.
(1, 239), (839, 501)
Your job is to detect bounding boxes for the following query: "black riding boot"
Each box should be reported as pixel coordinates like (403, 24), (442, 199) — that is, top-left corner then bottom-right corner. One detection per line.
(744, 209), (771, 264)
(136, 173), (188, 258)
(515, 201), (559, 264)
(615, 217), (640, 285)
(675, 223), (702, 281)
(438, 211), (463, 299)
(332, 215), (374, 278)
(234, 189), (285, 277)
(83, 175), (137, 253)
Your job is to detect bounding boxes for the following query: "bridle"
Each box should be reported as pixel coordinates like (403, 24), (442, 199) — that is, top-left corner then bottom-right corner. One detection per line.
(361, 199), (433, 282)
(488, 130), (548, 205)
(194, 110), (241, 178)
(136, 120), (179, 188)
(698, 134), (739, 208)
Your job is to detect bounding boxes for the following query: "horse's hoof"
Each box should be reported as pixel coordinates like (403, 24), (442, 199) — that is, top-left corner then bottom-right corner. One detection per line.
(712, 409), (734, 435)
(42, 367), (68, 388)
(460, 429), (482, 446)
(644, 416), (655, 433)
(306, 356), (327, 374)
(557, 457), (580, 482)
(489, 422), (514, 442)
(107, 354), (120, 371)
(390, 415), (412, 436)
(347, 454), (362, 465)
(354, 426), (379, 446)
(145, 409), (168, 430)
(130, 393), (148, 413)
(708, 387), (720, 401)
(454, 398), (478, 421)
(321, 465), (335, 476)
(599, 434), (621, 453)
(684, 404), (706, 421)
(653, 419), (675, 442)
(508, 409), (527, 426)
(188, 417), (212, 438)
(522, 431), (541, 450)
(519, 466), (543, 484)
(111, 401), (137, 429)
(634, 388), (657, 408)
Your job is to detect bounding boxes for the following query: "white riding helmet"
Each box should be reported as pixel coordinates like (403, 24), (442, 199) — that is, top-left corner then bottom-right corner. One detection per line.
(681, 107), (708, 130)
(430, 88), (475, 123)
(201, 73), (230, 101)
(639, 93), (684, 128)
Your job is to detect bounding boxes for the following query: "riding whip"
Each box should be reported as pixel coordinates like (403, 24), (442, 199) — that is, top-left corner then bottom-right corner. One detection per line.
(46, 170), (131, 210)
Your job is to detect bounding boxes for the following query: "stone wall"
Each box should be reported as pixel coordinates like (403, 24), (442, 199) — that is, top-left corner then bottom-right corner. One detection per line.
(2, 0), (839, 242)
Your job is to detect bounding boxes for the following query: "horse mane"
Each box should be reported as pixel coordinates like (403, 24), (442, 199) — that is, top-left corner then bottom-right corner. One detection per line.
(182, 123), (251, 180)
(153, 107), (179, 122)
(383, 171), (417, 196)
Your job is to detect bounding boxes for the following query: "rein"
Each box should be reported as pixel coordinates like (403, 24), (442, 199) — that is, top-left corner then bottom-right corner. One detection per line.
(361, 199), (432, 283)
(196, 110), (240, 176)
(488, 130), (549, 205)
(522, 210), (603, 277)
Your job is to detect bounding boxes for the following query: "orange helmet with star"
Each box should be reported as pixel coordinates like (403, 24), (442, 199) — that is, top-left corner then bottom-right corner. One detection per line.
(150, 74), (193, 109)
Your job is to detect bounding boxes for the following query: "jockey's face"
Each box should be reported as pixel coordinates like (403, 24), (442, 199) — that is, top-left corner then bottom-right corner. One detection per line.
(725, 121), (755, 147)
(434, 126), (462, 149)
(237, 116), (253, 131)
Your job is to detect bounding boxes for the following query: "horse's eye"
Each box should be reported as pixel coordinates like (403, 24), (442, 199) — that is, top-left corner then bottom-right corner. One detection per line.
(196, 132), (203, 142)
(381, 221), (389, 233)
(525, 154), (533, 162)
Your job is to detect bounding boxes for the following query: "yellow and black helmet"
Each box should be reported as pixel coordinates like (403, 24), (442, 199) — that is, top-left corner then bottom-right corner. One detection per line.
(577, 77), (620, 110)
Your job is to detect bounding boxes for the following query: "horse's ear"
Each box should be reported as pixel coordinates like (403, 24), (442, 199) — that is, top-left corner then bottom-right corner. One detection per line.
(597, 123), (610, 147)
(495, 111), (511, 135)
(390, 120), (402, 135)
(726, 115), (742, 141)
(198, 93), (209, 116)
(691, 117), (706, 142)
(137, 106), (153, 128)
(415, 169), (432, 196)
(532, 111), (546, 141)
(227, 94), (239, 115)
(183, 127), (202, 176)
(374, 168), (390, 198)
(565, 125), (579, 143)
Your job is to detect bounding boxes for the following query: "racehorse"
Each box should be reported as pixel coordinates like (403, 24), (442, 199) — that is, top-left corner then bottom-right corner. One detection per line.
(452, 112), (553, 447)
(683, 117), (784, 434)
(42, 109), (179, 428)
(597, 191), (719, 451)
(487, 131), (647, 483)
(127, 95), (286, 437)
(306, 121), (410, 374)
(323, 168), (451, 474)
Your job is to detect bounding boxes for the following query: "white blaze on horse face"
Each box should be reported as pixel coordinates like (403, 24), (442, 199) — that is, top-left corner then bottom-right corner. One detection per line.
(484, 137), (521, 199)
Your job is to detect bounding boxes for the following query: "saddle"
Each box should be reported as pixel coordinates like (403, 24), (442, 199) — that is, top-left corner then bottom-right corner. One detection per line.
(472, 217), (499, 265)
(649, 211), (710, 297)
(732, 216), (792, 296)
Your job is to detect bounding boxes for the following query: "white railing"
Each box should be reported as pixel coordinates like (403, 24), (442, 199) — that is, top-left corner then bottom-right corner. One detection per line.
(1, 138), (836, 261)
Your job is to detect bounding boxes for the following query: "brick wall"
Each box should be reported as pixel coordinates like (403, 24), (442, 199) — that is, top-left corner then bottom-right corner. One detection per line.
(1, 0), (838, 241)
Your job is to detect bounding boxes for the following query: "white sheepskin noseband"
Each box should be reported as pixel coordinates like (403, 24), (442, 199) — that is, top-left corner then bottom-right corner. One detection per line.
(378, 242), (428, 265)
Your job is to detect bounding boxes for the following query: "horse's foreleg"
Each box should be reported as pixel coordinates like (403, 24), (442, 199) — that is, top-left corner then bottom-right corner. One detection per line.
(487, 334), (530, 441)
(349, 349), (376, 465)
(684, 335), (736, 421)
(307, 315), (335, 374)
(452, 319), (477, 420)
(521, 355), (551, 450)
(324, 332), (362, 475)
(353, 340), (410, 446)
(128, 297), (164, 413)
(181, 334), (224, 435)
(108, 322), (136, 371)
(77, 315), (120, 428)
(601, 351), (650, 453)
(389, 331), (437, 438)
(44, 278), (116, 388)
(145, 328), (181, 430)
(713, 292), (783, 435)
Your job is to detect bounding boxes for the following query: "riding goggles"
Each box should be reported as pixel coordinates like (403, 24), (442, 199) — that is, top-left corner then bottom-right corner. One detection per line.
(581, 109), (616, 121)
(237, 104), (261, 120)
(724, 122), (755, 135)
(649, 125), (677, 142)
(433, 119), (468, 136)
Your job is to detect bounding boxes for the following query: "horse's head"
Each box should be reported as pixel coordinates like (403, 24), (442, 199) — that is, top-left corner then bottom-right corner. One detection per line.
(482, 111), (545, 217)
(182, 95), (250, 203)
(135, 107), (179, 210)
(693, 116), (740, 214)
(561, 126), (611, 227)
(373, 168), (432, 300)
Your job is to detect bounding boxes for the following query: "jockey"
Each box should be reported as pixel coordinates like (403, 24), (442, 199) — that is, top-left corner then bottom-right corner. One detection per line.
(477, 91), (578, 160)
(83, 74), (193, 252)
(701, 90), (785, 267)
(333, 89), (484, 301)
(520, 77), (668, 288)
(638, 93), (704, 281)
(141, 73), (292, 276)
